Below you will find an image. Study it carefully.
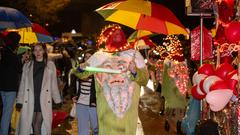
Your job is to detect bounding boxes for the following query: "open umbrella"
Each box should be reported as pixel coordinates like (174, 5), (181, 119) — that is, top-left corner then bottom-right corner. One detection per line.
(9, 23), (54, 44)
(96, 0), (188, 35)
(18, 31), (54, 44)
(0, 7), (32, 30)
(128, 30), (153, 42)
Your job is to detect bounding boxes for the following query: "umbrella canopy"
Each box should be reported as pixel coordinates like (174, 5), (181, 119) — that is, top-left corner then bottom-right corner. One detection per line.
(0, 7), (32, 30)
(31, 23), (51, 35)
(9, 23), (54, 44)
(128, 30), (153, 42)
(18, 31), (54, 44)
(96, 0), (188, 35)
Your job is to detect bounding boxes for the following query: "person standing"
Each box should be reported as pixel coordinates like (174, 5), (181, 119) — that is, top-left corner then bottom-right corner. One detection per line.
(71, 49), (98, 135)
(0, 32), (21, 135)
(15, 43), (62, 135)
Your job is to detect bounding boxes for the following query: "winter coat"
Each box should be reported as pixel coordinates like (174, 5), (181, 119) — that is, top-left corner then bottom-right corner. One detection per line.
(15, 60), (62, 135)
(0, 47), (22, 91)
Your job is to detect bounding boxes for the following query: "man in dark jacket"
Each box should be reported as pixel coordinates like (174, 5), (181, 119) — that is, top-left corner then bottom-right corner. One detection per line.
(0, 32), (21, 135)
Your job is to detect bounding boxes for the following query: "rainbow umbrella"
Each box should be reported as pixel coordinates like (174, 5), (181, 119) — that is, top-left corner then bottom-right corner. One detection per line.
(128, 30), (154, 42)
(96, 0), (188, 35)
(9, 23), (54, 44)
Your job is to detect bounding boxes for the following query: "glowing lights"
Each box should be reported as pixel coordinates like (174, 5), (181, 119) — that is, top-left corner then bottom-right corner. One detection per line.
(154, 35), (183, 61)
(97, 24), (132, 53)
(167, 60), (189, 95)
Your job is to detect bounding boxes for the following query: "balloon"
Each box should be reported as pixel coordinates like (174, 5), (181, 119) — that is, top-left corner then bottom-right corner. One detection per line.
(198, 64), (215, 75)
(220, 56), (233, 64)
(214, 24), (227, 44)
(203, 75), (222, 93)
(218, 0), (235, 23)
(195, 74), (207, 85)
(209, 80), (229, 91)
(197, 84), (206, 96)
(199, 80), (206, 94)
(215, 63), (234, 79)
(191, 85), (205, 100)
(206, 89), (233, 112)
(224, 21), (240, 43)
(192, 71), (198, 85)
(226, 70), (237, 80)
(226, 79), (238, 95)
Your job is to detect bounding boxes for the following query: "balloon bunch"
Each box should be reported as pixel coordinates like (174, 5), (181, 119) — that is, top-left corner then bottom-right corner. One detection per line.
(191, 63), (238, 112)
(214, 0), (240, 44)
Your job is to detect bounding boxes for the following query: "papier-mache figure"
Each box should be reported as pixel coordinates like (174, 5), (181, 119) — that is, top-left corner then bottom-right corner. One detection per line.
(71, 24), (149, 135)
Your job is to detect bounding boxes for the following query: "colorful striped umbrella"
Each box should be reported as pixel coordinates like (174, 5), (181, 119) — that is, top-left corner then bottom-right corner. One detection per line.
(8, 23), (54, 44)
(96, 0), (188, 35)
(128, 30), (153, 42)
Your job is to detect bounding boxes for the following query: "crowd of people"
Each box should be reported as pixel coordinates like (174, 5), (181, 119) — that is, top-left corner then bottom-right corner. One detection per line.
(0, 24), (193, 135)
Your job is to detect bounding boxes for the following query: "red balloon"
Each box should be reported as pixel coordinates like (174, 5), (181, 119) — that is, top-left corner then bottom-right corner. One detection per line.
(199, 79), (207, 95)
(215, 63), (234, 79)
(214, 24), (227, 44)
(198, 64), (215, 76)
(191, 85), (205, 100)
(224, 21), (240, 43)
(226, 79), (238, 95)
(218, 0), (235, 23)
(226, 70), (237, 80)
(209, 80), (229, 91)
(220, 56), (233, 64)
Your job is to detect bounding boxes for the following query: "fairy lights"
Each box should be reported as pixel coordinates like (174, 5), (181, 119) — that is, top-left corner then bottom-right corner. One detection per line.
(154, 35), (183, 61)
(97, 24), (132, 53)
(167, 60), (189, 95)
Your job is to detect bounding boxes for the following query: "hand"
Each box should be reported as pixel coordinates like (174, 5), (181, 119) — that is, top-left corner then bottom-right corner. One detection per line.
(72, 96), (78, 103)
(79, 63), (87, 69)
(15, 103), (22, 112)
(128, 61), (137, 74)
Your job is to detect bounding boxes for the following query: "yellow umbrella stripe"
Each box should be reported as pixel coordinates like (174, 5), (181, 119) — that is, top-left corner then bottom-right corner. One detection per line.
(18, 31), (38, 44)
(115, 0), (152, 16)
(165, 22), (189, 35)
(106, 10), (141, 29)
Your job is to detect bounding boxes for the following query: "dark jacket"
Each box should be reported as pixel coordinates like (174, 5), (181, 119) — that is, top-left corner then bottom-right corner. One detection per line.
(77, 76), (96, 107)
(0, 47), (22, 91)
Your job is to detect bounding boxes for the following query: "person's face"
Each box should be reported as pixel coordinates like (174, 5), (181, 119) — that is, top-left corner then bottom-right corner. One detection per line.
(84, 53), (92, 61)
(33, 45), (44, 61)
(112, 30), (123, 42)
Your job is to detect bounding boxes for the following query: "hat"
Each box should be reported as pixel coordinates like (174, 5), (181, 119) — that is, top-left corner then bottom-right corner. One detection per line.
(17, 46), (31, 55)
(97, 24), (133, 53)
